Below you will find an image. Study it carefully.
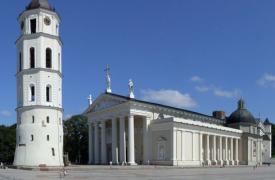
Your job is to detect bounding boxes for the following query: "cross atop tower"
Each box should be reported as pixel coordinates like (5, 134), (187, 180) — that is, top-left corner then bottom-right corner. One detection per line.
(88, 94), (93, 106)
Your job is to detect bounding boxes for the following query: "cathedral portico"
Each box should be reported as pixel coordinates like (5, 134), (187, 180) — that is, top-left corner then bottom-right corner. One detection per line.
(88, 111), (150, 165)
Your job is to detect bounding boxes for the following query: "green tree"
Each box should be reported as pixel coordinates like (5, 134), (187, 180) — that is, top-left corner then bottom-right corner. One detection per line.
(272, 124), (275, 157)
(0, 124), (16, 164)
(64, 115), (88, 164)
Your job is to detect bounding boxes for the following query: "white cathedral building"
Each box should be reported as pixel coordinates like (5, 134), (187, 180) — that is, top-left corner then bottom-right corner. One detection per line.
(13, 0), (64, 167)
(85, 68), (272, 166)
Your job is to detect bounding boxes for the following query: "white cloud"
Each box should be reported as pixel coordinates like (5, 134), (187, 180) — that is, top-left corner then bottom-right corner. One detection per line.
(195, 86), (210, 92)
(190, 76), (203, 83)
(258, 73), (275, 88)
(195, 85), (240, 98)
(0, 110), (12, 118)
(213, 88), (240, 98)
(141, 89), (197, 108)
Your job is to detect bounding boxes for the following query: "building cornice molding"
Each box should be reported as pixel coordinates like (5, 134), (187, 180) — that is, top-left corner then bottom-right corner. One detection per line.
(153, 117), (243, 134)
(129, 101), (225, 126)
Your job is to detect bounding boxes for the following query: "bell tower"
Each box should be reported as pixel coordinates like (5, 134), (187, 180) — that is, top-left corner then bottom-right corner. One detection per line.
(14, 0), (64, 167)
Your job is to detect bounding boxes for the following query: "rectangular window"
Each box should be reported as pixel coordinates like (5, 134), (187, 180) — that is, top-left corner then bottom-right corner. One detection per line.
(52, 148), (55, 156)
(30, 19), (36, 34)
(58, 53), (61, 71)
(19, 52), (22, 72)
(32, 116), (35, 123)
(46, 48), (52, 68)
(31, 135), (34, 141)
(30, 48), (35, 68)
(31, 86), (35, 101)
(46, 87), (50, 102)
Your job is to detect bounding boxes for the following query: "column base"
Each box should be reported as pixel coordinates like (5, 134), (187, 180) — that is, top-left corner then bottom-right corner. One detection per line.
(212, 160), (218, 165)
(229, 160), (235, 165)
(218, 160), (223, 166)
(127, 162), (137, 166)
(224, 160), (229, 165)
(235, 160), (239, 166)
(206, 160), (211, 166)
(110, 161), (119, 165)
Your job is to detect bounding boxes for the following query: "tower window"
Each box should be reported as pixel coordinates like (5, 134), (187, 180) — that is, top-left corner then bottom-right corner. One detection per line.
(46, 85), (52, 102)
(21, 21), (24, 31)
(30, 85), (35, 102)
(56, 25), (59, 34)
(47, 135), (50, 141)
(47, 116), (50, 123)
(30, 47), (35, 68)
(52, 148), (55, 156)
(32, 116), (35, 123)
(58, 53), (61, 71)
(30, 19), (36, 34)
(31, 135), (34, 141)
(46, 48), (52, 68)
(19, 52), (22, 72)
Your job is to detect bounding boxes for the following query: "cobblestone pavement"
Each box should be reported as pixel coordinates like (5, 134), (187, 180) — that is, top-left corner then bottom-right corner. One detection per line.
(0, 165), (275, 180)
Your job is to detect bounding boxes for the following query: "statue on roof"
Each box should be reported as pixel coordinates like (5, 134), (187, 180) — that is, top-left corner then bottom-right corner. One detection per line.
(128, 79), (135, 99)
(105, 65), (112, 93)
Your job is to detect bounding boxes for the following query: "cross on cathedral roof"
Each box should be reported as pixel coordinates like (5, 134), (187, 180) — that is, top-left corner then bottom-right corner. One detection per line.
(26, 0), (54, 11)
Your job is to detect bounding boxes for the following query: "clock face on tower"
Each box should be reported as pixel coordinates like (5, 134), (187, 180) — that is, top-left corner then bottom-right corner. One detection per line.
(44, 17), (51, 26)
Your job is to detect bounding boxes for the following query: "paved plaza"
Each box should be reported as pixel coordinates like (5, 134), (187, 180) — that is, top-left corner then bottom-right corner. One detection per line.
(0, 166), (275, 180)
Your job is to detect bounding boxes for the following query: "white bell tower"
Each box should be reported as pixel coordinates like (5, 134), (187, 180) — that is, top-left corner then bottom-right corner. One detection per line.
(14, 0), (64, 167)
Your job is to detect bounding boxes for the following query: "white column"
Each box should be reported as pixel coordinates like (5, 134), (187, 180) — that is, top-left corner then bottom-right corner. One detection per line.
(219, 136), (223, 166)
(235, 139), (239, 165)
(230, 138), (234, 165)
(200, 133), (203, 165)
(112, 118), (118, 164)
(128, 115), (136, 165)
(119, 116), (126, 164)
(94, 123), (99, 164)
(143, 116), (149, 164)
(88, 123), (93, 164)
(206, 134), (210, 165)
(213, 135), (217, 165)
(225, 137), (228, 165)
(101, 121), (106, 164)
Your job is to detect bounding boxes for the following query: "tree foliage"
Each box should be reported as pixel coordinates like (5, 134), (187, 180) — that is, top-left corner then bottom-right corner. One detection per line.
(64, 115), (88, 164)
(272, 124), (275, 157)
(0, 124), (16, 164)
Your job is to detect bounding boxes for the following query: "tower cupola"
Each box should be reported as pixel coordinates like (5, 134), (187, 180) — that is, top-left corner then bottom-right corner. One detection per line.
(26, 0), (54, 11)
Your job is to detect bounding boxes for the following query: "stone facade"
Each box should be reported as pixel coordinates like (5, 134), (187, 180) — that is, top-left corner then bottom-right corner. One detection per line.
(85, 93), (272, 166)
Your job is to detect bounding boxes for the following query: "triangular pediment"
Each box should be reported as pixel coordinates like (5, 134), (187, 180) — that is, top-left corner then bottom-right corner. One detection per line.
(84, 93), (128, 114)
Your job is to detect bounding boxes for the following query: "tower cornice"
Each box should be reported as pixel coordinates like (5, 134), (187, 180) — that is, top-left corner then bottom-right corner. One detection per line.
(16, 105), (63, 112)
(16, 33), (63, 46)
(18, 7), (61, 23)
(16, 68), (63, 78)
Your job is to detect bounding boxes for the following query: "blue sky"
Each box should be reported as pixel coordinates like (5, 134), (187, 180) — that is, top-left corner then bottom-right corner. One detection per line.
(1, 0), (275, 125)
